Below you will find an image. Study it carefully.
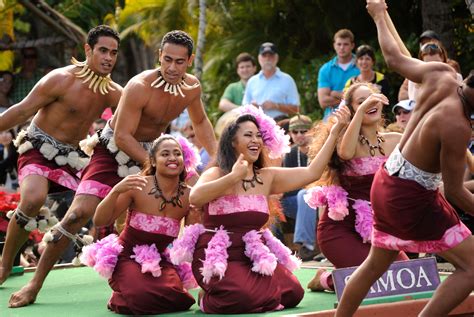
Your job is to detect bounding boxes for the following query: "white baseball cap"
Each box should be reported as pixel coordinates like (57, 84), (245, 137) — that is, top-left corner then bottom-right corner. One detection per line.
(392, 100), (415, 114)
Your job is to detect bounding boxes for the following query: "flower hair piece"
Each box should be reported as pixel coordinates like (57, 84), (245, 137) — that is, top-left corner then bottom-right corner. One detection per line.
(175, 135), (202, 172)
(239, 105), (291, 159)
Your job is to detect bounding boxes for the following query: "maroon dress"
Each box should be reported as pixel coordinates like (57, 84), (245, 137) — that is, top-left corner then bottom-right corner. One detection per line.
(107, 210), (195, 315)
(192, 194), (304, 314)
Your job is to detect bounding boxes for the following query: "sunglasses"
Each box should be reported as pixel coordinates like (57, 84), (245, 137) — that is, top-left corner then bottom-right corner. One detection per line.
(420, 43), (441, 55)
(291, 130), (308, 135)
(395, 109), (411, 116)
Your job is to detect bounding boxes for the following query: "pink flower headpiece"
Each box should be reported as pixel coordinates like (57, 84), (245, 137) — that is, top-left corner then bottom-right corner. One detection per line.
(175, 135), (202, 172)
(239, 105), (291, 159)
(157, 134), (202, 172)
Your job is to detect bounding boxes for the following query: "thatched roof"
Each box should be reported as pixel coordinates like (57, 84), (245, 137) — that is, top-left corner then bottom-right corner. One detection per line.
(0, 0), (86, 50)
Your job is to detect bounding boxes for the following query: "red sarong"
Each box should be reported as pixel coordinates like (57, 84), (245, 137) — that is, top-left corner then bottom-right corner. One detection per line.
(372, 166), (463, 241)
(17, 149), (80, 193)
(76, 143), (122, 199)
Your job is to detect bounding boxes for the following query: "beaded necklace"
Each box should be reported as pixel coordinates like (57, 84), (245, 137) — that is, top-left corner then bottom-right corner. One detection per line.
(148, 175), (186, 211)
(359, 132), (385, 157)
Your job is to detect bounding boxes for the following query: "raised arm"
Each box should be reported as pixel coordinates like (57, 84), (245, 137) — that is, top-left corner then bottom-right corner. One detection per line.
(268, 107), (350, 194)
(93, 175), (148, 226)
(0, 70), (68, 131)
(190, 155), (248, 207)
(114, 79), (149, 164)
(187, 89), (217, 157)
(338, 93), (389, 160)
(366, 0), (447, 83)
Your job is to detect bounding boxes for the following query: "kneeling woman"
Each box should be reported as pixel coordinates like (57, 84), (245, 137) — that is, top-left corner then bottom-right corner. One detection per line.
(81, 135), (198, 315)
(170, 105), (349, 314)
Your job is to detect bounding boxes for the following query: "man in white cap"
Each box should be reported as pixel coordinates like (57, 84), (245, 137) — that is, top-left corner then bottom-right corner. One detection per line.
(385, 99), (415, 132)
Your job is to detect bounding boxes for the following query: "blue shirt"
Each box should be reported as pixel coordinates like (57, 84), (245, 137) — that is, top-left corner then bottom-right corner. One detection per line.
(318, 56), (360, 119)
(243, 68), (300, 118)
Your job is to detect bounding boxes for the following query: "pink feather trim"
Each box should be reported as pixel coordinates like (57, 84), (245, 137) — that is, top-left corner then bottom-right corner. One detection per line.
(80, 234), (123, 279)
(131, 244), (162, 277)
(353, 199), (373, 243)
(242, 230), (277, 276)
(200, 226), (232, 284)
(262, 229), (301, 272)
(239, 105), (291, 159)
(176, 135), (202, 172)
(170, 223), (205, 265)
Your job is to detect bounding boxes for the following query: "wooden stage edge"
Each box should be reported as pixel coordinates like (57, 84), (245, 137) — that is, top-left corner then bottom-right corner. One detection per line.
(288, 293), (474, 317)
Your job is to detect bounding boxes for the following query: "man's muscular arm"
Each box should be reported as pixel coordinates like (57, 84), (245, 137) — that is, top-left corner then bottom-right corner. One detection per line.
(187, 87), (217, 157)
(440, 123), (474, 214)
(0, 70), (68, 131)
(114, 80), (149, 165)
(367, 0), (449, 84)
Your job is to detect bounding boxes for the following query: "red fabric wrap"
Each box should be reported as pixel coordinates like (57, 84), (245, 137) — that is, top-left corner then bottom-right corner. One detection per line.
(372, 166), (460, 241)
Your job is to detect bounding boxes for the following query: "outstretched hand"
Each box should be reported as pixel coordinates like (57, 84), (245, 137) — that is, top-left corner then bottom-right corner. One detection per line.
(366, 0), (387, 20)
(330, 105), (351, 135)
(357, 93), (389, 114)
(112, 174), (148, 194)
(231, 153), (249, 180)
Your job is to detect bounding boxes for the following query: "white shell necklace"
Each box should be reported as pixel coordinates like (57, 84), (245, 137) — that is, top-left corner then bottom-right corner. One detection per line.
(150, 68), (200, 98)
(71, 57), (116, 95)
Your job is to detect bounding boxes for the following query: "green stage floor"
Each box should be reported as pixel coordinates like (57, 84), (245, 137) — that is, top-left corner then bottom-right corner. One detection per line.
(0, 267), (336, 317)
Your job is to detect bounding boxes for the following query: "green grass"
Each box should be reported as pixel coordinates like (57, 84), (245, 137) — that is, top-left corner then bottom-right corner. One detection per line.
(0, 267), (338, 317)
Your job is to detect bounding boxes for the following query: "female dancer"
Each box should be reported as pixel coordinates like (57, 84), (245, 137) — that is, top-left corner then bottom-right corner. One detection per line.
(306, 82), (408, 292)
(170, 105), (349, 313)
(80, 135), (199, 315)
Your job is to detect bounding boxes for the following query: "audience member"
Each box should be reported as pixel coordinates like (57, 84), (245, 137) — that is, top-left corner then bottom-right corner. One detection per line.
(318, 29), (360, 120)
(281, 115), (312, 249)
(0, 71), (13, 113)
(243, 42), (300, 118)
(0, 129), (18, 190)
(10, 48), (43, 104)
(344, 45), (390, 99)
(385, 99), (415, 133)
(219, 52), (257, 112)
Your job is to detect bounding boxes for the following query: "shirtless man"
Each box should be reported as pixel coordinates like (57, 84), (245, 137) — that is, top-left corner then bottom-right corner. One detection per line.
(9, 30), (216, 308)
(0, 25), (121, 285)
(336, 1), (474, 317)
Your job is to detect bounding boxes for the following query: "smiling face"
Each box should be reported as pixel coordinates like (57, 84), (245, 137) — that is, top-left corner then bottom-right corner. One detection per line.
(356, 55), (374, 72)
(159, 43), (194, 84)
(351, 85), (383, 125)
(154, 139), (184, 177)
(85, 36), (119, 76)
(237, 60), (257, 81)
(232, 120), (264, 163)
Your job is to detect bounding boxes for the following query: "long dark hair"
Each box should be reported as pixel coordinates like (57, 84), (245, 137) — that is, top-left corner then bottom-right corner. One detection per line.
(216, 114), (266, 174)
(142, 135), (187, 182)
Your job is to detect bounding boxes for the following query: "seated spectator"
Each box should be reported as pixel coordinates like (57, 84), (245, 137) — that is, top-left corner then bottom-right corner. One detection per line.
(0, 129), (18, 191)
(385, 99), (415, 133)
(243, 42), (300, 118)
(182, 120), (210, 174)
(10, 47), (43, 104)
(345, 45), (390, 99)
(281, 115), (312, 248)
(90, 118), (106, 135)
(0, 71), (13, 113)
(219, 52), (257, 112)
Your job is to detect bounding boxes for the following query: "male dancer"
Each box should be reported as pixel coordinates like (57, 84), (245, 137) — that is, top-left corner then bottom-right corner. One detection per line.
(336, 1), (474, 316)
(0, 25), (122, 284)
(9, 30), (217, 308)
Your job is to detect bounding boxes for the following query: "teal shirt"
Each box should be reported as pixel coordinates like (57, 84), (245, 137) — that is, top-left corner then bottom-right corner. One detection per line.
(221, 81), (245, 106)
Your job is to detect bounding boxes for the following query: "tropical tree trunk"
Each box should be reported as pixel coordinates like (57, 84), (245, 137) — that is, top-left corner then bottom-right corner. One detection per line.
(421, 0), (455, 56)
(194, 0), (206, 81)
